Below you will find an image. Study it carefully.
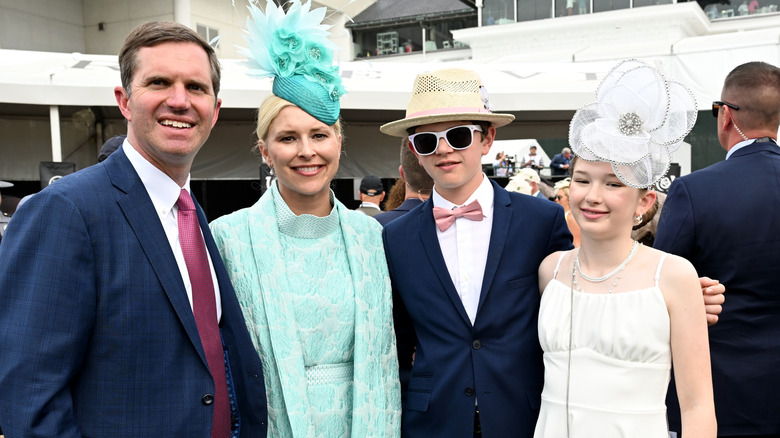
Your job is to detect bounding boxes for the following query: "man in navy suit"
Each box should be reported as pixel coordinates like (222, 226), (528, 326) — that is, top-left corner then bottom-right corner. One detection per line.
(549, 147), (572, 176)
(380, 68), (573, 437)
(655, 61), (780, 438)
(374, 137), (433, 227)
(0, 22), (267, 437)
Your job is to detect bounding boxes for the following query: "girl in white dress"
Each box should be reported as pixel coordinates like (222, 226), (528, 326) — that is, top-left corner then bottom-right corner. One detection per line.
(534, 60), (716, 437)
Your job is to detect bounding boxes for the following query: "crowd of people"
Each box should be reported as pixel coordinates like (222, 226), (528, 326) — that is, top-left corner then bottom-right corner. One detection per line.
(1, 1), (779, 437)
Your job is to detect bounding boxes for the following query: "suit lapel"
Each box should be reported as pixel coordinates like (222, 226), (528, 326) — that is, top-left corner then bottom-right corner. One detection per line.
(478, 181), (511, 313)
(416, 200), (472, 326)
(106, 149), (207, 366)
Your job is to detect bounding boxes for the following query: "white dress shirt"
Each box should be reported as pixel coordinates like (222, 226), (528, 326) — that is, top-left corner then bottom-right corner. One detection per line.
(122, 141), (222, 321)
(432, 175), (494, 325)
(521, 153), (544, 167)
(726, 137), (778, 160)
(357, 201), (381, 211)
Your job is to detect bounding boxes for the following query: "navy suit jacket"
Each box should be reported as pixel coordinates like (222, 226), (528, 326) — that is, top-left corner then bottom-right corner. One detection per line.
(655, 140), (780, 436)
(549, 153), (570, 176)
(383, 180), (572, 438)
(374, 198), (424, 227)
(0, 148), (267, 437)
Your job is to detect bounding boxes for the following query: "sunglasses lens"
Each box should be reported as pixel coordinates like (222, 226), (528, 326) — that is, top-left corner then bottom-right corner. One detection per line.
(712, 103), (720, 118)
(412, 133), (438, 155)
(446, 127), (474, 149)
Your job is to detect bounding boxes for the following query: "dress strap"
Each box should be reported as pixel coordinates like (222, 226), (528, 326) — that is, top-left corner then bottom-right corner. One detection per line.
(552, 251), (569, 280)
(654, 253), (668, 287)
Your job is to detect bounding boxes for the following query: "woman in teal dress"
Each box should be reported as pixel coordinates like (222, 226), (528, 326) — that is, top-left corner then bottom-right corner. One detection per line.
(210, 1), (400, 436)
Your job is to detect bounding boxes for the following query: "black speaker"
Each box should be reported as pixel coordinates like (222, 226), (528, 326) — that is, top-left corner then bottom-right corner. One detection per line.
(653, 163), (681, 193)
(259, 163), (272, 196)
(39, 161), (76, 189)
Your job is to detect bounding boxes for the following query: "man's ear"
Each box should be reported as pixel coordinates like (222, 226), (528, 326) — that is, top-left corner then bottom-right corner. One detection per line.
(480, 125), (496, 156)
(722, 105), (735, 132)
(114, 86), (132, 122)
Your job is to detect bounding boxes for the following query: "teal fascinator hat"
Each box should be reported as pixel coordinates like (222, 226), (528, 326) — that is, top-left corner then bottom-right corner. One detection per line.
(239, 0), (347, 126)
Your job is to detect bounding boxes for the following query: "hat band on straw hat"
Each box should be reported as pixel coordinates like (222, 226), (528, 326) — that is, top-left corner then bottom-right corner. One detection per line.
(408, 107), (491, 118)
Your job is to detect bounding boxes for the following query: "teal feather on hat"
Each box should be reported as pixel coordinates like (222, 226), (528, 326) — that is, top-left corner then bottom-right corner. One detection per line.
(239, 0), (347, 125)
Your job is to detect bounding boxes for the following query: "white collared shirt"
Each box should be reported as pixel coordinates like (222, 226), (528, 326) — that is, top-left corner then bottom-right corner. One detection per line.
(358, 201), (381, 211)
(726, 137), (778, 160)
(122, 141), (222, 321)
(432, 174), (494, 325)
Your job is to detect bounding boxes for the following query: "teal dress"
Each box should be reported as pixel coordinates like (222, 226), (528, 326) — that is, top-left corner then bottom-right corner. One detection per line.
(211, 183), (400, 437)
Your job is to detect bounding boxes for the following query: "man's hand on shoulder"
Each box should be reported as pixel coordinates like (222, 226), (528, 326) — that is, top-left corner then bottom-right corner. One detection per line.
(699, 277), (725, 326)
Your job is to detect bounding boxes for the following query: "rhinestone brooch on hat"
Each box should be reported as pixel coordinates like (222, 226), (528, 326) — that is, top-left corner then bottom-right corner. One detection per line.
(618, 112), (642, 136)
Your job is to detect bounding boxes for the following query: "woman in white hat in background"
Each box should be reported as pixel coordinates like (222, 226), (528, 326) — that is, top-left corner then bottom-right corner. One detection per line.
(552, 177), (581, 247)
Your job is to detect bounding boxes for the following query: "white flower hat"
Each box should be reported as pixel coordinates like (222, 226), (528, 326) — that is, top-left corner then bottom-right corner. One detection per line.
(569, 59), (697, 188)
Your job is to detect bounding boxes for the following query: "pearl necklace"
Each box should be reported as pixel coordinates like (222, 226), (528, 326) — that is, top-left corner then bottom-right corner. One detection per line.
(566, 241), (640, 436)
(575, 240), (639, 283)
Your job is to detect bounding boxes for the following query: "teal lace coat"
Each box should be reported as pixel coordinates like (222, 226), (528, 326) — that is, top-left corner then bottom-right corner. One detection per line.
(210, 184), (401, 437)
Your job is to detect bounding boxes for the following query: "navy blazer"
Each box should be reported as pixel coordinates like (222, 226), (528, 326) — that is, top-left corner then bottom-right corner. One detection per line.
(655, 140), (780, 436)
(0, 148), (267, 437)
(549, 153), (570, 176)
(383, 180), (572, 438)
(374, 198), (425, 227)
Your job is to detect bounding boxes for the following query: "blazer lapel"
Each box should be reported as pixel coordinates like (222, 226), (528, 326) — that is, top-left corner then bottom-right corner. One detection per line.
(246, 193), (313, 436)
(477, 182), (511, 313)
(106, 149), (207, 366)
(416, 200), (472, 327)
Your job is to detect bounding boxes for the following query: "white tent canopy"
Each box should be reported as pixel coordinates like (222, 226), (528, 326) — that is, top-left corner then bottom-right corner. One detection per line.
(1, 4), (779, 181)
(0, 49), (606, 110)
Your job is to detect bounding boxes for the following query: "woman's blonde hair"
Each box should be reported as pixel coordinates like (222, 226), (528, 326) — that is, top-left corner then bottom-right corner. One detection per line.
(554, 177), (571, 199)
(255, 94), (343, 144)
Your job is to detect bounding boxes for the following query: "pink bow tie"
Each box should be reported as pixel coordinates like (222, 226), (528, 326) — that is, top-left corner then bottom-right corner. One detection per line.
(433, 200), (484, 231)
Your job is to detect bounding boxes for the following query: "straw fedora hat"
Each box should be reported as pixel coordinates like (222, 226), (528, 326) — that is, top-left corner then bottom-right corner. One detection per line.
(380, 68), (515, 138)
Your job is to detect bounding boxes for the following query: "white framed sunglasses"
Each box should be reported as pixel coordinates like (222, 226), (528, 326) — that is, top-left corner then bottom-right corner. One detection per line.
(408, 124), (484, 156)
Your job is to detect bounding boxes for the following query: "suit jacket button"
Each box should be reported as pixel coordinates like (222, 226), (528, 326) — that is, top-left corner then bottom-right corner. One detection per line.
(202, 394), (214, 405)
(472, 340), (482, 350)
(465, 387), (475, 396)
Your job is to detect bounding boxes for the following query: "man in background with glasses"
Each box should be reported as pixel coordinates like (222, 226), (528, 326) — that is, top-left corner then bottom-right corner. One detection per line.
(655, 61), (780, 438)
(379, 68), (573, 438)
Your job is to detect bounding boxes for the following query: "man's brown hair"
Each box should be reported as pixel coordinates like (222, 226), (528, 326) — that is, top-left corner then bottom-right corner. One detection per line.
(118, 21), (221, 99)
(401, 138), (434, 194)
(723, 61), (780, 130)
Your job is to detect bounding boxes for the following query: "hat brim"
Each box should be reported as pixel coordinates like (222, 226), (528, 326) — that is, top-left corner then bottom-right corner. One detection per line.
(380, 112), (515, 138)
(0, 181), (13, 188)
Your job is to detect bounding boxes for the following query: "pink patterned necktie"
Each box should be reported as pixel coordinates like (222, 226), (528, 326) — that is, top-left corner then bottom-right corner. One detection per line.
(432, 199), (484, 232)
(177, 189), (231, 438)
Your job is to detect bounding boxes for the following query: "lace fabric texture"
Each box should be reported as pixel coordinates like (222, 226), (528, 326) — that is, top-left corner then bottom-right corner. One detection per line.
(210, 182), (401, 438)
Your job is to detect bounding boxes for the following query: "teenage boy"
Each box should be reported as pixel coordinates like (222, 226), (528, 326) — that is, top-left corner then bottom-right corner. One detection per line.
(380, 68), (572, 437)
